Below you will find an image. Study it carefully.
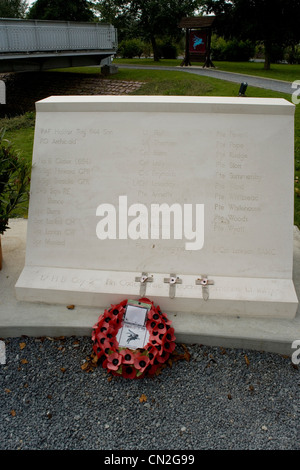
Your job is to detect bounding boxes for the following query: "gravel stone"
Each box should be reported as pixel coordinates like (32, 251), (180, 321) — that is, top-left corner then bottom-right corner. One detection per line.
(0, 337), (299, 450)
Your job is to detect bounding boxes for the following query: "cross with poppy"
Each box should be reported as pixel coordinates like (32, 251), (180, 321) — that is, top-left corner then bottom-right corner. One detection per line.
(195, 275), (214, 300)
(164, 273), (182, 299)
(135, 272), (153, 296)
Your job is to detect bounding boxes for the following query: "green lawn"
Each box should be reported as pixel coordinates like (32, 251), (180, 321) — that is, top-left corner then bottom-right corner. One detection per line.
(113, 57), (300, 83)
(0, 112), (35, 165)
(1, 65), (299, 226)
(210, 61), (300, 83)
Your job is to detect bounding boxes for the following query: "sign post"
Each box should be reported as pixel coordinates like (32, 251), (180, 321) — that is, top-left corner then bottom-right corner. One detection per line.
(179, 16), (215, 68)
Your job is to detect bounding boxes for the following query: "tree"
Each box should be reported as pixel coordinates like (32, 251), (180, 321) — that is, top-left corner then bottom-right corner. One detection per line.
(27, 0), (94, 22)
(94, 0), (201, 61)
(93, 0), (141, 42)
(200, 0), (300, 69)
(0, 0), (28, 18)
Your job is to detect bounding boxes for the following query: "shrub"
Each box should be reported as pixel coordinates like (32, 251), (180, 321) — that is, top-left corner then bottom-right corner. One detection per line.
(211, 35), (255, 61)
(0, 129), (30, 234)
(285, 45), (300, 64)
(118, 39), (145, 58)
(158, 42), (178, 59)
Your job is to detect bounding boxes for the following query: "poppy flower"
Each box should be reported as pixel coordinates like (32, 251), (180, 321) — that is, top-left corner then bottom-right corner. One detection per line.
(166, 327), (176, 339)
(105, 325), (117, 338)
(149, 327), (159, 340)
(106, 325), (120, 344)
(119, 299), (128, 309)
(103, 311), (113, 324)
(156, 350), (170, 363)
(146, 361), (160, 375)
(163, 340), (176, 354)
(148, 320), (158, 330)
(109, 336), (119, 350)
(95, 325), (109, 342)
(109, 304), (121, 313)
(149, 335), (158, 347)
(106, 351), (122, 371)
(146, 346), (158, 364)
(110, 303), (126, 319)
(151, 322), (167, 337)
(112, 308), (121, 317)
(147, 308), (161, 322)
(160, 328), (176, 344)
(161, 314), (172, 326)
(99, 324), (108, 333)
(138, 297), (153, 306)
(119, 349), (134, 364)
(122, 365), (137, 379)
(134, 353), (150, 373)
(104, 312), (121, 328)
(92, 316), (106, 338)
(156, 332), (166, 345)
(102, 357), (108, 369)
(92, 343), (105, 360)
(100, 339), (114, 354)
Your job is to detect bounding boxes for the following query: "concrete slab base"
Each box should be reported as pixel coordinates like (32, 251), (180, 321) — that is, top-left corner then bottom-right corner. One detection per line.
(1, 218), (299, 356)
(101, 64), (118, 76)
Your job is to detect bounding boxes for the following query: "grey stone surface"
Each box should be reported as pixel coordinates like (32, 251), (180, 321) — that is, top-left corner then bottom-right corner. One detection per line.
(0, 335), (299, 450)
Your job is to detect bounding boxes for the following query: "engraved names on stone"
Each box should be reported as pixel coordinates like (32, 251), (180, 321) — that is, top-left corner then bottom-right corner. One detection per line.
(214, 128), (262, 234)
(16, 96), (298, 319)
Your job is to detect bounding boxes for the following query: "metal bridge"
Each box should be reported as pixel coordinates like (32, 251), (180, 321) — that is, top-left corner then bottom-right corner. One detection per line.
(0, 18), (118, 72)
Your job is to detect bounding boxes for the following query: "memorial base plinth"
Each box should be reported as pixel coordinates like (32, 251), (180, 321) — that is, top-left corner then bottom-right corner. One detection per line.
(15, 267), (298, 320)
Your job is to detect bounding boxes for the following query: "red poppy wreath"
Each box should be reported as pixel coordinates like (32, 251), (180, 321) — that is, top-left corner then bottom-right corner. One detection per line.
(91, 298), (176, 379)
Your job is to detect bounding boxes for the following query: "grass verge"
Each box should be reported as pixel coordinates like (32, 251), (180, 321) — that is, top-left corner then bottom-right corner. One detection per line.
(113, 58), (300, 83)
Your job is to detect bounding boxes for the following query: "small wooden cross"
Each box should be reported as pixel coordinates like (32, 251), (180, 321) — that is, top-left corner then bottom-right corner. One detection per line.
(195, 275), (214, 301)
(135, 272), (153, 296)
(164, 273), (182, 299)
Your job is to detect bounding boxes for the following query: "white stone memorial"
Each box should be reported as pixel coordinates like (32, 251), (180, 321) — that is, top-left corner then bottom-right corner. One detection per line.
(15, 96), (298, 319)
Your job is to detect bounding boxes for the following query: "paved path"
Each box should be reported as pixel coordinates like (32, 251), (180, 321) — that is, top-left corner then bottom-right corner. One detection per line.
(117, 64), (294, 95)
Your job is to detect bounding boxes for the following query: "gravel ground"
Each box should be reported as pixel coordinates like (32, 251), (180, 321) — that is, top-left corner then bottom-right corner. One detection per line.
(0, 336), (299, 451)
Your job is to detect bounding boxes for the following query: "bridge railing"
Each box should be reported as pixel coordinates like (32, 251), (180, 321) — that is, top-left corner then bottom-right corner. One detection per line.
(0, 18), (118, 53)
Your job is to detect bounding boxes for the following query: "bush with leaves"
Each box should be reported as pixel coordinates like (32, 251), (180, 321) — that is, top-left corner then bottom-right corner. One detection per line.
(118, 39), (145, 58)
(285, 45), (300, 64)
(211, 35), (255, 62)
(157, 40), (178, 59)
(0, 129), (30, 234)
